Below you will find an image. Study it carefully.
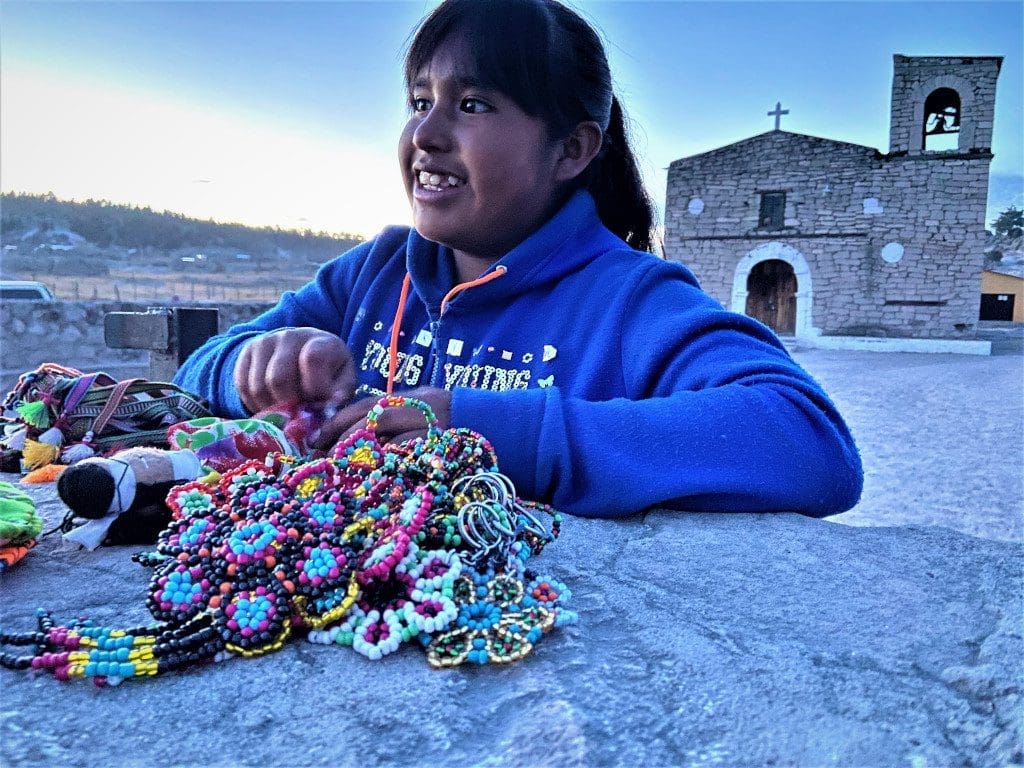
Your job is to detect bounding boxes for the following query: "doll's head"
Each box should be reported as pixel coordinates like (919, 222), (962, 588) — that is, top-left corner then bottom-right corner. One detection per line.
(400, 0), (653, 255)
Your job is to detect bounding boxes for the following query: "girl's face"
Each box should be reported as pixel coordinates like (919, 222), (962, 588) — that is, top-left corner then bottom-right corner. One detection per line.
(400, 41), (566, 262)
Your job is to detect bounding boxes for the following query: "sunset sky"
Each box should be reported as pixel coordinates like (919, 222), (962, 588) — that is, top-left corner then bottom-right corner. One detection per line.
(2, 0), (1021, 238)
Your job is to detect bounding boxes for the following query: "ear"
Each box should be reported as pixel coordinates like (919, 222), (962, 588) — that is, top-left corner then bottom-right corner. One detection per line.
(554, 121), (604, 184)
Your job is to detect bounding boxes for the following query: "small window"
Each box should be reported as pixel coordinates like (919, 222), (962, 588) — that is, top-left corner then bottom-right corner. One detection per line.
(759, 192), (786, 230)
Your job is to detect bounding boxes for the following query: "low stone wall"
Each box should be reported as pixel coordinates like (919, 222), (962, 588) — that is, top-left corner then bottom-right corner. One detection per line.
(1, 300), (272, 393)
(2, 481), (1021, 766)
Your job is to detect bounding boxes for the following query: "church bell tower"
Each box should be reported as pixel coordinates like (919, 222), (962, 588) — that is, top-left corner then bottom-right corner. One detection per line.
(888, 55), (1002, 156)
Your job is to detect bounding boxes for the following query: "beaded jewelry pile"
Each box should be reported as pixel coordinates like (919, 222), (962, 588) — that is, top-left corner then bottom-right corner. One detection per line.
(0, 396), (575, 683)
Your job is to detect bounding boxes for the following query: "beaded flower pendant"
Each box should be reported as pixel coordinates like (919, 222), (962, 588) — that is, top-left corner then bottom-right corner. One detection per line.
(1, 397), (576, 683)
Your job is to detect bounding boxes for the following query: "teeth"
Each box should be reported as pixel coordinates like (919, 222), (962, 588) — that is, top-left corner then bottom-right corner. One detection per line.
(417, 170), (462, 189)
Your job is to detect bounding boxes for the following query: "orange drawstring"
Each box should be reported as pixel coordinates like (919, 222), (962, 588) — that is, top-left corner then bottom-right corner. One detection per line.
(440, 265), (507, 316)
(386, 266), (507, 395)
(386, 273), (414, 396)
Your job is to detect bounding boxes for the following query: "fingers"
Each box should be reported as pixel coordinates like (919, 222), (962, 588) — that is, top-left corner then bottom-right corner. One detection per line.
(234, 328), (355, 414)
(236, 335), (279, 413)
(311, 398), (433, 450)
(311, 398), (374, 450)
(298, 336), (355, 405)
(266, 338), (304, 406)
(372, 405), (436, 440)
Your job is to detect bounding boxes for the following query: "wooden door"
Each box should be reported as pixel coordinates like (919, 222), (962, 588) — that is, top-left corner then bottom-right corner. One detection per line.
(745, 259), (797, 335)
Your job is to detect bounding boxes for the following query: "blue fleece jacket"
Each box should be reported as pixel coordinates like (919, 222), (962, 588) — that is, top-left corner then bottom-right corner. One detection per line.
(175, 191), (862, 518)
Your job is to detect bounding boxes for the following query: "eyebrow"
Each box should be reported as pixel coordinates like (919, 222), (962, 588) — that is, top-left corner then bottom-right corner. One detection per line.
(410, 75), (493, 92)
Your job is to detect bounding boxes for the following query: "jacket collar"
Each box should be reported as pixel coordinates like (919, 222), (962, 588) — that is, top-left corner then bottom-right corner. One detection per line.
(405, 190), (625, 316)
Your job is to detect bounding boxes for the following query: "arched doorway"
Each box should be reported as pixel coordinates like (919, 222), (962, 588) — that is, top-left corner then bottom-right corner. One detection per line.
(731, 241), (818, 338)
(745, 259), (797, 335)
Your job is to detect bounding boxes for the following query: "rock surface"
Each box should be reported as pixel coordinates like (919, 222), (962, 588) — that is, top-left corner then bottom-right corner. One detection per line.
(1, 476), (1021, 768)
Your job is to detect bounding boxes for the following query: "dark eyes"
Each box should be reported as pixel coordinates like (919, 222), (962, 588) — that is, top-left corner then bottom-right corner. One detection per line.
(460, 98), (491, 114)
(408, 96), (493, 114)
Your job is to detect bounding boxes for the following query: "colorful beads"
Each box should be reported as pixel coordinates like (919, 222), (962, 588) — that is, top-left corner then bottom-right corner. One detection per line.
(158, 567), (205, 610)
(166, 481), (217, 519)
(297, 544), (347, 588)
(0, 397), (573, 683)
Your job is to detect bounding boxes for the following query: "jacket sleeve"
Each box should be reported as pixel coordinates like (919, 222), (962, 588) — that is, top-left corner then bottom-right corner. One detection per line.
(450, 263), (863, 518)
(173, 241), (374, 417)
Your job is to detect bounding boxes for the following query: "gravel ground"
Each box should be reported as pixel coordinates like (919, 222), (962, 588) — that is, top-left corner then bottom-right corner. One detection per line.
(794, 348), (1024, 543)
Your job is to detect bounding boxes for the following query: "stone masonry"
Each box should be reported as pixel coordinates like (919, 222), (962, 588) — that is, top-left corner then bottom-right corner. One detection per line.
(664, 55), (1003, 340)
(0, 301), (272, 393)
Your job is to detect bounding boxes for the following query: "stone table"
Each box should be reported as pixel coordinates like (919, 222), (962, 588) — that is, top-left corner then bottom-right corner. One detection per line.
(1, 475), (1021, 767)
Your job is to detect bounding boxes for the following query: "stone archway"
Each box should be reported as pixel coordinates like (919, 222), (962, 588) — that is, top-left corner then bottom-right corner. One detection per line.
(909, 74), (976, 153)
(732, 242), (819, 337)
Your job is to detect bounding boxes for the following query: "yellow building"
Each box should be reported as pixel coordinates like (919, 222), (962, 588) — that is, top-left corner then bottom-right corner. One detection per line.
(981, 265), (1024, 323)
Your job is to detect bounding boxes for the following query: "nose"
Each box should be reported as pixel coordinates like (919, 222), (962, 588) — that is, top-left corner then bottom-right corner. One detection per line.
(412, 105), (453, 154)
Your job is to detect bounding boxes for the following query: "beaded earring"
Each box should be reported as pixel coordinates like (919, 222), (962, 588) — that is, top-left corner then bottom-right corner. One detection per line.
(0, 396), (575, 683)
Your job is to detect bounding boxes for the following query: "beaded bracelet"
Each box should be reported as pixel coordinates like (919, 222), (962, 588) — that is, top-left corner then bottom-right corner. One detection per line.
(0, 396), (575, 684)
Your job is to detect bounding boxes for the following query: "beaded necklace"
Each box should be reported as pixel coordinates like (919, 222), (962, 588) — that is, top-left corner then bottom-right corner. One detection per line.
(0, 396), (575, 684)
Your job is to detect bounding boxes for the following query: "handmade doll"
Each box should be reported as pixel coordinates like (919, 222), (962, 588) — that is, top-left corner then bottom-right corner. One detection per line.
(56, 447), (204, 548)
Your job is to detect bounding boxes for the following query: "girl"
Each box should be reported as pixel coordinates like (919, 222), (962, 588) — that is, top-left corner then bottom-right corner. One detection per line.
(175, 0), (863, 518)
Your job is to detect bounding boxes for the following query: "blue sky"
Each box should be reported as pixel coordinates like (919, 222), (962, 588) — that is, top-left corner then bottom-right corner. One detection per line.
(2, 0), (1022, 237)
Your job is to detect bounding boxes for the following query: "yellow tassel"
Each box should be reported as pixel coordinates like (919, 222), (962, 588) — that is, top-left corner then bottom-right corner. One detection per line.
(22, 464), (66, 484)
(21, 440), (60, 471)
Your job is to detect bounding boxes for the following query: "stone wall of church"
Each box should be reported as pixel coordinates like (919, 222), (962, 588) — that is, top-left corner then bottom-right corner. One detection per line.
(665, 132), (880, 241)
(858, 157), (991, 337)
(888, 55), (1001, 154)
(665, 132), (992, 339)
(672, 236), (871, 336)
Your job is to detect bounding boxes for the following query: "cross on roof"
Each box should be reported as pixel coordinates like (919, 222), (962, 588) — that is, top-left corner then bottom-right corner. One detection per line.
(768, 101), (789, 131)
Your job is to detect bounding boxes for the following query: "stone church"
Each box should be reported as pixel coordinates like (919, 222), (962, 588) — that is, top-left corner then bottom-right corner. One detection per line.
(664, 55), (1002, 343)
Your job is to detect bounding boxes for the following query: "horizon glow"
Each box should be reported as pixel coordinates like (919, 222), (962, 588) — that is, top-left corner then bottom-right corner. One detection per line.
(2, 1), (1021, 239)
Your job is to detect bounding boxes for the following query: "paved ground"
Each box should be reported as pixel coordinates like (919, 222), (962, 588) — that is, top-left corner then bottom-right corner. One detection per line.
(796, 348), (1023, 543)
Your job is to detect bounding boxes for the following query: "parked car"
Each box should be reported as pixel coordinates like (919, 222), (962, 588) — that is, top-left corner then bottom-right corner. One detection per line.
(0, 280), (56, 301)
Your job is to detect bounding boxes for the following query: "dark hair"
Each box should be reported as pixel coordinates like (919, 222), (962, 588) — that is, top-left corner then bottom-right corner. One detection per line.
(405, 0), (654, 252)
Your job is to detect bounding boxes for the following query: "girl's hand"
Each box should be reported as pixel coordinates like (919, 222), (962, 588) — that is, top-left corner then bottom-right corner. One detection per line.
(235, 328), (356, 415)
(311, 387), (452, 449)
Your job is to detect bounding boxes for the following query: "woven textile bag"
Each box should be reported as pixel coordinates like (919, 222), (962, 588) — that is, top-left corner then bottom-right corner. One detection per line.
(0, 363), (211, 468)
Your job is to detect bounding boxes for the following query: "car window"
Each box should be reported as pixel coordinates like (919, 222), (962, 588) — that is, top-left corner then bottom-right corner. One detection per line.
(1, 287), (50, 300)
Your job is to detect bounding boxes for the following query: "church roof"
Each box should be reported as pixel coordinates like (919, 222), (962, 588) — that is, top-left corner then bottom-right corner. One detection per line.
(669, 130), (882, 167)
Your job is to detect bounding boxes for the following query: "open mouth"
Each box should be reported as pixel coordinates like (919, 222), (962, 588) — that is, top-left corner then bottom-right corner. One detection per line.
(416, 170), (465, 192)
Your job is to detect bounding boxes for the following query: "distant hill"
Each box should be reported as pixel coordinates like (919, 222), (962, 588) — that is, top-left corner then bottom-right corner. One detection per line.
(0, 193), (367, 302)
(0, 192), (364, 261)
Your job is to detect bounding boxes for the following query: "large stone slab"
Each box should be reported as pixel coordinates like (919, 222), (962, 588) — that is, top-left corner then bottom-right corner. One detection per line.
(1, 476), (1020, 767)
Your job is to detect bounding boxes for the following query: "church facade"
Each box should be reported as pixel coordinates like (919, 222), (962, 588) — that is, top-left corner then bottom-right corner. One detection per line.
(664, 55), (1002, 341)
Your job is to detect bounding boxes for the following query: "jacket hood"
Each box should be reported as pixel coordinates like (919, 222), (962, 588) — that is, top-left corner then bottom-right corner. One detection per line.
(404, 190), (626, 316)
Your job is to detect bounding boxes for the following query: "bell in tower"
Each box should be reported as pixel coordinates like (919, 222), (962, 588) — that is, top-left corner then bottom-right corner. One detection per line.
(887, 55), (1001, 156)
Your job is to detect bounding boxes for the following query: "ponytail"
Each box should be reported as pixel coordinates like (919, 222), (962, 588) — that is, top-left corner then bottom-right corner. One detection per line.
(587, 96), (654, 252)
